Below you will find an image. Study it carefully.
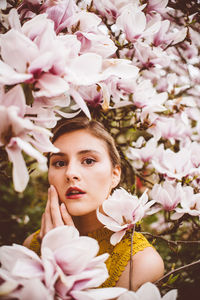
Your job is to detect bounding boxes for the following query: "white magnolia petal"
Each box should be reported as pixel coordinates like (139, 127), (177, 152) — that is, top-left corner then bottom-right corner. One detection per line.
(66, 53), (102, 85)
(0, 244), (41, 271)
(96, 209), (124, 231)
(10, 137), (47, 171)
(41, 226), (79, 252)
(12, 259), (43, 279)
(110, 231), (126, 246)
(117, 291), (138, 300)
(0, 60), (32, 85)
(72, 287), (126, 300)
(69, 89), (91, 119)
(136, 282), (161, 300)
(1, 29), (38, 72)
(34, 73), (69, 98)
(54, 109), (81, 119)
(6, 145), (29, 192)
(3, 85), (26, 116)
(163, 289), (178, 300)
(18, 278), (53, 300)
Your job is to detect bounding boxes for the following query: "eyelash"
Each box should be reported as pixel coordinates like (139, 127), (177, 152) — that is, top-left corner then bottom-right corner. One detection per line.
(82, 158), (96, 165)
(52, 160), (66, 168)
(52, 158), (96, 168)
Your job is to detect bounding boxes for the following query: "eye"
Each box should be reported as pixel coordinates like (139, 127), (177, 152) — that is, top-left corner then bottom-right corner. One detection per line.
(82, 158), (96, 165)
(53, 160), (66, 168)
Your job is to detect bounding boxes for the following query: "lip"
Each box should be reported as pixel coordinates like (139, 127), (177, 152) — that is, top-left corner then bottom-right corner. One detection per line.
(66, 186), (86, 199)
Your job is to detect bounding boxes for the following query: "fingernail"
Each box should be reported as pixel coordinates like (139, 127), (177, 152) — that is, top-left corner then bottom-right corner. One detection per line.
(61, 203), (65, 210)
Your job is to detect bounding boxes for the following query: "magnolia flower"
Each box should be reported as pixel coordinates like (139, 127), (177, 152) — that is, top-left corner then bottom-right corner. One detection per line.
(116, 3), (160, 42)
(0, 0), (7, 10)
(0, 14), (70, 97)
(150, 181), (182, 211)
(146, 0), (169, 14)
(117, 282), (177, 300)
(40, 0), (78, 34)
(152, 146), (196, 180)
(127, 138), (158, 164)
(148, 116), (190, 143)
(172, 186), (200, 220)
(0, 85), (58, 192)
(97, 188), (155, 245)
(0, 226), (126, 300)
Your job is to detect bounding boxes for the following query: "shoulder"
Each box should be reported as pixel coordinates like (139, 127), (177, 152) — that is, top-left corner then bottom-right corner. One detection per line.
(23, 232), (36, 248)
(116, 246), (164, 291)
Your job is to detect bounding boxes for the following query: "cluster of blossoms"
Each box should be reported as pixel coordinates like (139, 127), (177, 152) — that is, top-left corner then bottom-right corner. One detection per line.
(0, 0), (200, 297)
(0, 225), (177, 300)
(1, 0), (199, 195)
(0, 226), (126, 299)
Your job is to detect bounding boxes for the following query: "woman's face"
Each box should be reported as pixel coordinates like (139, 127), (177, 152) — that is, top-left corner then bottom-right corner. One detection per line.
(48, 129), (121, 216)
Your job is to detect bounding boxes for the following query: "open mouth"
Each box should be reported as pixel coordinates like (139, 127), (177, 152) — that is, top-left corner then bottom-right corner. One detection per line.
(66, 187), (86, 198)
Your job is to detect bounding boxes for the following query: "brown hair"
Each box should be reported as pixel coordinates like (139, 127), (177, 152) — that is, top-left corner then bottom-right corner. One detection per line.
(50, 117), (121, 167)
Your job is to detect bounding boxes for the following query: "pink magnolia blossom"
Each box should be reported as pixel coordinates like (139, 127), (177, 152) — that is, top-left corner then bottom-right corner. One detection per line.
(40, 0), (78, 34)
(92, 0), (131, 21)
(146, 0), (169, 15)
(127, 138), (158, 165)
(76, 31), (117, 58)
(0, 0), (7, 10)
(153, 19), (187, 48)
(150, 181), (182, 211)
(0, 226), (126, 299)
(97, 188), (155, 245)
(0, 14), (69, 97)
(0, 85), (58, 192)
(134, 41), (170, 69)
(147, 116), (190, 143)
(116, 3), (161, 42)
(152, 146), (196, 180)
(117, 282), (177, 300)
(172, 186), (200, 220)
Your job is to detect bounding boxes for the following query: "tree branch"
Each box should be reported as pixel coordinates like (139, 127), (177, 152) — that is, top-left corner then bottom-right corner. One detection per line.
(155, 259), (200, 284)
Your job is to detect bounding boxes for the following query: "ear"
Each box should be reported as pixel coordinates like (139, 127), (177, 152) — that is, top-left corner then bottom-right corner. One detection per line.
(111, 165), (121, 189)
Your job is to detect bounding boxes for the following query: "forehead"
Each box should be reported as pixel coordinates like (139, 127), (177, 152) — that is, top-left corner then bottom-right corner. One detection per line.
(53, 129), (108, 154)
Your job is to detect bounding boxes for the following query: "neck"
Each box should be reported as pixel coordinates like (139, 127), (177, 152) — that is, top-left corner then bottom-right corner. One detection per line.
(72, 211), (103, 236)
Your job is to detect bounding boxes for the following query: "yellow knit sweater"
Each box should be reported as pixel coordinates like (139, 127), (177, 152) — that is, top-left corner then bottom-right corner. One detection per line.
(29, 227), (152, 287)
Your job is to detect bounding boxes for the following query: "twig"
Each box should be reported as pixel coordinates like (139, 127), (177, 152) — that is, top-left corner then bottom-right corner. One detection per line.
(129, 225), (135, 290)
(155, 259), (200, 284)
(141, 232), (200, 245)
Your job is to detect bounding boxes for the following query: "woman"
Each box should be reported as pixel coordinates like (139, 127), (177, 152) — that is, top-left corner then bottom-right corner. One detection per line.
(23, 117), (164, 291)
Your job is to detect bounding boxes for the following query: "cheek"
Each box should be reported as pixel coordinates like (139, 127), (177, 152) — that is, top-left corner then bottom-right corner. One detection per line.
(48, 170), (56, 186)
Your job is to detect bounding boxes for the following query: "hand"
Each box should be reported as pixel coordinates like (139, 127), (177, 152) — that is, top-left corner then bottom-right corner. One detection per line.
(38, 185), (74, 241)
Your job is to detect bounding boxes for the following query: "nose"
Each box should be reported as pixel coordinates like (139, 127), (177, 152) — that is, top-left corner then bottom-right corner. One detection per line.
(65, 160), (80, 182)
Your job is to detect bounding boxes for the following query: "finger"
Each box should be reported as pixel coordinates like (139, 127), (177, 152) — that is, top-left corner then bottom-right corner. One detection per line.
(38, 213), (45, 241)
(50, 185), (64, 227)
(43, 188), (54, 233)
(60, 203), (74, 226)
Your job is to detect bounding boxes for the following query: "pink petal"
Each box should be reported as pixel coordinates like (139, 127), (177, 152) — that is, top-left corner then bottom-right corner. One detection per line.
(110, 231), (126, 246)
(3, 85), (26, 116)
(96, 209), (123, 231)
(0, 60), (32, 85)
(6, 145), (29, 192)
(66, 53), (102, 85)
(54, 237), (99, 274)
(72, 287), (126, 300)
(9, 137), (47, 171)
(69, 89), (91, 119)
(17, 278), (53, 300)
(0, 244), (41, 271)
(34, 73), (69, 97)
(1, 29), (38, 73)
(41, 226), (79, 252)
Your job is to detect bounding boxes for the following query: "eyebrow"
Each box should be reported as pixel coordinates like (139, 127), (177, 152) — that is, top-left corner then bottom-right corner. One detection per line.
(49, 149), (101, 159)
